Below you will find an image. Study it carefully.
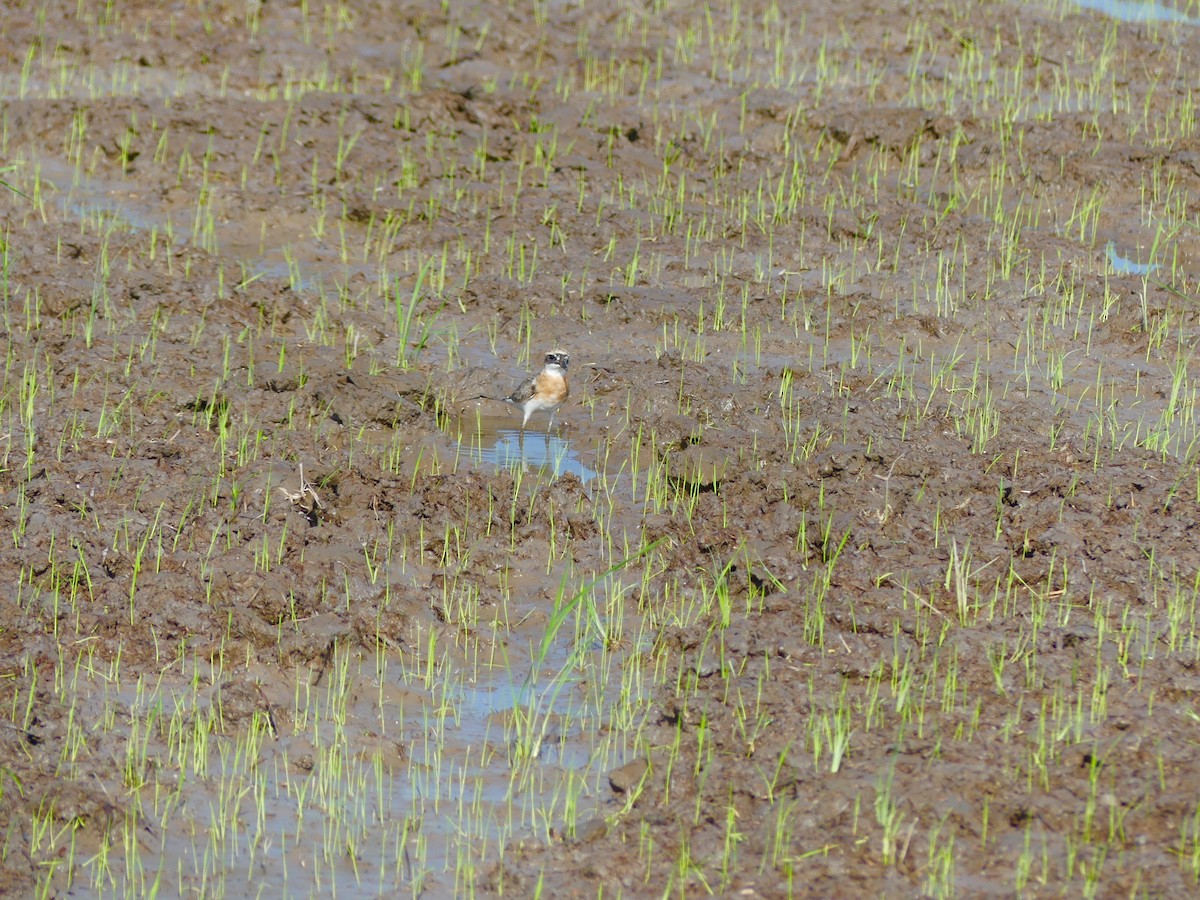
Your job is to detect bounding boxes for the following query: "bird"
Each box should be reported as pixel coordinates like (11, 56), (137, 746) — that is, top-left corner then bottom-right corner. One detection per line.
(505, 349), (570, 430)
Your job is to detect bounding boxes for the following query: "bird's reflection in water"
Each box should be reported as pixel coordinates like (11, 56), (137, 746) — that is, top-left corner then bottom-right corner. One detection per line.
(456, 421), (598, 483)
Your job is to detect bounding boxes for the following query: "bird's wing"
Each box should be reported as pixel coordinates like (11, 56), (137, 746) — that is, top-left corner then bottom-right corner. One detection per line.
(507, 373), (538, 404)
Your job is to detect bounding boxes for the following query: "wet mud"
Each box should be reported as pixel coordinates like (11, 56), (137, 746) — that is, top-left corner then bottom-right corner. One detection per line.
(2, 0), (1200, 896)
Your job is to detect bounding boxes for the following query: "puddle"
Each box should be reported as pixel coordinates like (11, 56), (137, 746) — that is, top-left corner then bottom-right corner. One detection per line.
(369, 649), (625, 892)
(1105, 241), (1158, 275)
(67, 533), (656, 895)
(449, 411), (601, 483)
(95, 645), (633, 896)
(1067, 0), (1198, 23)
(464, 428), (599, 483)
(31, 156), (369, 294)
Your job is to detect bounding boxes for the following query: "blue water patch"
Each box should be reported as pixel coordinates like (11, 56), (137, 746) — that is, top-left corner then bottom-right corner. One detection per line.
(461, 427), (599, 483)
(1105, 241), (1157, 276)
(1070, 0), (1198, 24)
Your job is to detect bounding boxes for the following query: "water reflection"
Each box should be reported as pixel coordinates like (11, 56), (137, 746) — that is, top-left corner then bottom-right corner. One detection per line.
(1105, 241), (1157, 276)
(455, 415), (599, 483)
(1070, 0), (1198, 24)
(36, 156), (366, 293)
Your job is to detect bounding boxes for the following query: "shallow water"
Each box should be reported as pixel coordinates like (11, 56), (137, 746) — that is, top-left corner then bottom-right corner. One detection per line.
(1105, 240), (1158, 275)
(1070, 0), (1199, 23)
(452, 418), (601, 484)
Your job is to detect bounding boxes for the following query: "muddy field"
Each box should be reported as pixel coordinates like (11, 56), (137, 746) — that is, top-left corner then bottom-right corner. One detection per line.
(2, 0), (1200, 896)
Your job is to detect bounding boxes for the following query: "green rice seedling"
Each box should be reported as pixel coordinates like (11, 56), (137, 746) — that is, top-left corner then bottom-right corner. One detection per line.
(392, 258), (447, 369)
(126, 503), (164, 624)
(925, 820), (956, 898)
(810, 680), (853, 774)
(874, 763), (907, 866)
(1175, 802), (1200, 883)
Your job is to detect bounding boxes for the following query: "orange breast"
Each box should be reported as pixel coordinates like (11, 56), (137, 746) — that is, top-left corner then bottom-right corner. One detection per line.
(536, 370), (569, 404)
